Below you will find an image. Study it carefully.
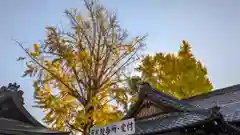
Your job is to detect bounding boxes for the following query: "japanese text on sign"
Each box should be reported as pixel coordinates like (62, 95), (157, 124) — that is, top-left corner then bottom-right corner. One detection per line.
(90, 118), (135, 135)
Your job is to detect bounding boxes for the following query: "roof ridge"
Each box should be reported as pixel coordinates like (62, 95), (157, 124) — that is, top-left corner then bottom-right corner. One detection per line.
(10, 89), (45, 127)
(0, 83), (45, 127)
(123, 83), (201, 119)
(0, 83), (24, 105)
(148, 88), (197, 111)
(183, 84), (240, 101)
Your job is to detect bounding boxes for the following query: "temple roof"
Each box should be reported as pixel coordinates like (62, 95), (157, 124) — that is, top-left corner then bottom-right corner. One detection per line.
(0, 83), (70, 135)
(123, 83), (240, 135)
(184, 84), (240, 123)
(122, 83), (214, 134)
(0, 83), (45, 127)
(134, 111), (212, 135)
(0, 117), (68, 135)
(123, 83), (197, 119)
(183, 84), (240, 107)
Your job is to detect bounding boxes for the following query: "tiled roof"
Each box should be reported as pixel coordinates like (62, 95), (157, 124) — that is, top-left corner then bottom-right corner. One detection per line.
(134, 111), (210, 135)
(183, 84), (240, 123)
(123, 83), (220, 134)
(122, 83), (240, 134)
(0, 118), (69, 135)
(149, 87), (197, 111)
(124, 83), (197, 119)
(0, 83), (45, 127)
(220, 102), (240, 122)
(183, 84), (240, 108)
(0, 83), (70, 135)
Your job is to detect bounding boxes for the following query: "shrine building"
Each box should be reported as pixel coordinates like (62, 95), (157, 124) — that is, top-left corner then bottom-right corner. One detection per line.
(122, 83), (240, 135)
(0, 83), (70, 135)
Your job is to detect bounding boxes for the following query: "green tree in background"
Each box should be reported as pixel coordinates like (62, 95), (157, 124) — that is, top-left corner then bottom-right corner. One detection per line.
(17, 0), (146, 134)
(137, 40), (213, 99)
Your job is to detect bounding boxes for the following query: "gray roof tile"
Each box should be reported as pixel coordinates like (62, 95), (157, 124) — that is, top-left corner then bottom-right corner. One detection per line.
(219, 102), (240, 122)
(134, 112), (209, 134)
(0, 118), (69, 134)
(150, 88), (196, 111)
(184, 84), (240, 108)
(183, 84), (240, 123)
(124, 83), (197, 119)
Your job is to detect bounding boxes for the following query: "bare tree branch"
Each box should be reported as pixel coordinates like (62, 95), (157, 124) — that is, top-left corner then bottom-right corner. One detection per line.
(13, 39), (85, 105)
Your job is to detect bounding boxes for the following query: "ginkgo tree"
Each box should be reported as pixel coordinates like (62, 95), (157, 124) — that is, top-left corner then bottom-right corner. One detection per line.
(137, 40), (213, 99)
(16, 0), (145, 134)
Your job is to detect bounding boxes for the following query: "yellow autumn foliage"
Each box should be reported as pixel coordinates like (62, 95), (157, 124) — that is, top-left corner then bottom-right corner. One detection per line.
(18, 0), (146, 134)
(137, 40), (213, 99)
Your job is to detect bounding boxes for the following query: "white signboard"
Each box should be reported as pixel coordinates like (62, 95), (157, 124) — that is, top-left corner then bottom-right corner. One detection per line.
(90, 118), (135, 135)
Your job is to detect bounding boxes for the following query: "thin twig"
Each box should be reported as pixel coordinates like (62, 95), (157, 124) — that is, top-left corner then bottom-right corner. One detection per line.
(13, 39), (85, 105)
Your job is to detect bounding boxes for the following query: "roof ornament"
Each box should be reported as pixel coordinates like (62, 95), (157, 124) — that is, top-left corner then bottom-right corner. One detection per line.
(8, 83), (20, 91)
(0, 82), (24, 105)
(0, 82), (20, 92)
(139, 82), (151, 93)
(0, 86), (7, 91)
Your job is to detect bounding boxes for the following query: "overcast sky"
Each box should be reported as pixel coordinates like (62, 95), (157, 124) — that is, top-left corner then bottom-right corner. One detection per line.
(0, 0), (240, 122)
